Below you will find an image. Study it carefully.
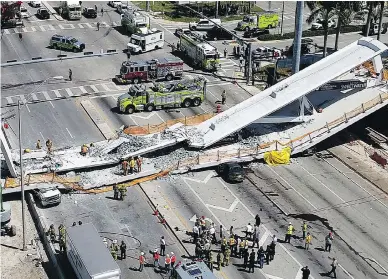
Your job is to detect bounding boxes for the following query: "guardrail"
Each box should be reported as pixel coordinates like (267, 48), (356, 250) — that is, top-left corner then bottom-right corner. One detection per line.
(1, 51), (119, 67)
(171, 90), (388, 170)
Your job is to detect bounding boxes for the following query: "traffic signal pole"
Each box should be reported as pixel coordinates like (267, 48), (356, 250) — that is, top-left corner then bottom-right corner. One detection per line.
(292, 1), (303, 74)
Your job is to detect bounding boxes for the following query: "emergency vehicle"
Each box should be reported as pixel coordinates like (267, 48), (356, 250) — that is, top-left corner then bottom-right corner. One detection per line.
(117, 77), (206, 114)
(121, 10), (150, 34)
(172, 260), (216, 279)
(127, 29), (164, 54)
(179, 32), (220, 71)
(59, 0), (82, 20)
(237, 12), (279, 31)
(115, 58), (184, 84)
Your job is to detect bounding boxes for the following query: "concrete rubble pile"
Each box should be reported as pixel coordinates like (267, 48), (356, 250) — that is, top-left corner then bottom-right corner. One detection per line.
(148, 147), (200, 170)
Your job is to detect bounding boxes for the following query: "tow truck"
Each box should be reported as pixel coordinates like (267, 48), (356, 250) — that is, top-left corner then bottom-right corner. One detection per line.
(115, 58), (184, 84)
(179, 32), (220, 71)
(117, 77), (206, 114)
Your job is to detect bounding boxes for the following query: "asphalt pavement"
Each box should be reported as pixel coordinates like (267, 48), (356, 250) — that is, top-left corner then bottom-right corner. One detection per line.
(149, 154), (388, 279)
(36, 185), (187, 279)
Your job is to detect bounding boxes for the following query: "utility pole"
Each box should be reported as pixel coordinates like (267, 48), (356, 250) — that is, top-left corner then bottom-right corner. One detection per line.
(292, 1), (303, 74)
(281, 1), (285, 36)
(215, 1), (219, 18)
(146, 1), (150, 12)
(246, 43), (252, 85)
(268, 1), (272, 11)
(18, 101), (27, 251)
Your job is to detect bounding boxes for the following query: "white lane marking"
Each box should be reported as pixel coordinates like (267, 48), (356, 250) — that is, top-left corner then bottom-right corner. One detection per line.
(30, 93), (39, 101)
(322, 158), (388, 210)
(89, 85), (99, 92)
(338, 264), (355, 279)
(297, 162), (346, 203)
(266, 274), (286, 279)
(58, 23), (75, 29)
(266, 166), (318, 210)
(130, 111), (157, 120)
(3, 29), (10, 35)
(78, 22), (94, 29)
(155, 21), (174, 35)
(128, 116), (139, 126)
(259, 230), (270, 247)
(39, 131), (45, 141)
(25, 104), (31, 113)
(66, 128), (74, 139)
(79, 86), (88, 94)
(206, 199), (239, 213)
(52, 89), (62, 98)
(206, 89), (230, 109)
(42, 91), (52, 101)
(184, 171), (215, 184)
(5, 96), (14, 104)
(207, 82), (231, 87)
(101, 83), (112, 91)
(182, 177), (225, 228)
(65, 88), (73, 97)
(18, 95), (27, 104)
(156, 112), (166, 123)
(369, 258), (388, 274)
(49, 101), (55, 108)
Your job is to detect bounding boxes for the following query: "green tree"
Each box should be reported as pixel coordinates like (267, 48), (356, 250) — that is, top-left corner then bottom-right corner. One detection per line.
(334, 2), (362, 51)
(306, 1), (338, 57)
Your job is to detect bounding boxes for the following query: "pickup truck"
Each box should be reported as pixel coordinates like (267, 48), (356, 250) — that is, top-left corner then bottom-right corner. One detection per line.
(34, 187), (61, 207)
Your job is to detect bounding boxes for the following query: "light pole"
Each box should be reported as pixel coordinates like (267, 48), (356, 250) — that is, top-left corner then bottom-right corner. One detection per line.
(18, 75), (63, 251)
(281, 1), (285, 36)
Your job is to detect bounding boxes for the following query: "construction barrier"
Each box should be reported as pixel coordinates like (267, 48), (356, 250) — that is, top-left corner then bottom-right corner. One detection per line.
(31, 57), (42, 60)
(264, 147), (291, 166)
(124, 113), (216, 135)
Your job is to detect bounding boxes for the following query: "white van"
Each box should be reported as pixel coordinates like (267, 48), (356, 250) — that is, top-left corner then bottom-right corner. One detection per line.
(127, 29), (164, 54)
(189, 18), (221, 31)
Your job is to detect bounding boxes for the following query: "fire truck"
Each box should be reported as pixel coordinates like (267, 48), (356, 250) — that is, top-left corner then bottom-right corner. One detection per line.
(117, 77), (206, 114)
(115, 58), (184, 84)
(179, 32), (220, 72)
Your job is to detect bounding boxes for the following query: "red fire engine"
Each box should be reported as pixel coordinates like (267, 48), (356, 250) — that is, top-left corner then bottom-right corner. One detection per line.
(115, 58), (184, 84)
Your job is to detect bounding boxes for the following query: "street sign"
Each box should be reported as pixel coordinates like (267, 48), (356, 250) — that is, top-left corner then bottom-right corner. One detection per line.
(317, 80), (367, 91)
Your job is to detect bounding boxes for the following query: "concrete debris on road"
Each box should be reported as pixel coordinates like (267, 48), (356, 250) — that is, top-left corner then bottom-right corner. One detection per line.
(149, 147), (200, 170)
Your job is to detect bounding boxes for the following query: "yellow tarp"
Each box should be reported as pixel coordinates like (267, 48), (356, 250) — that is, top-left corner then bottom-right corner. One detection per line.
(263, 147), (292, 166)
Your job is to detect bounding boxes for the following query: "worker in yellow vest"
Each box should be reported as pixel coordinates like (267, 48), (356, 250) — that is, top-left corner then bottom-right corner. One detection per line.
(285, 222), (295, 243)
(80, 144), (88, 156)
(228, 235), (236, 256)
(302, 221), (307, 239)
(129, 157), (136, 174)
(305, 232), (312, 250)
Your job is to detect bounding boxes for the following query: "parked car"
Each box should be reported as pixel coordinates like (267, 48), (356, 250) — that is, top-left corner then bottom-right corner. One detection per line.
(117, 4), (130, 14)
(189, 18), (221, 31)
(217, 162), (244, 182)
(82, 7), (97, 18)
(18, 6), (29, 18)
(243, 27), (269, 38)
(175, 27), (191, 37)
(108, 1), (122, 8)
(311, 18), (336, 30)
(252, 46), (281, 59)
(286, 38), (313, 56)
(29, 1), (41, 8)
(49, 34), (86, 52)
(36, 8), (50, 19)
(354, 9), (368, 20)
(206, 27), (236, 40)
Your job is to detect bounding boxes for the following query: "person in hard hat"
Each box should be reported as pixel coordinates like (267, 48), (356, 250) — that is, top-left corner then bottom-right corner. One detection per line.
(58, 224), (66, 240)
(118, 186), (127, 201)
(103, 238), (108, 248)
(113, 184), (119, 200)
(129, 157), (136, 174)
(153, 249), (160, 268)
(120, 240), (127, 260)
(285, 222), (295, 244)
(36, 139), (42, 149)
(136, 156), (142, 172)
(165, 253), (171, 274)
(170, 252), (176, 269)
(46, 139), (53, 153)
(139, 252), (145, 272)
(47, 224), (56, 243)
(122, 159), (128, 176)
(305, 232), (312, 250)
(80, 144), (88, 156)
(302, 221), (308, 240)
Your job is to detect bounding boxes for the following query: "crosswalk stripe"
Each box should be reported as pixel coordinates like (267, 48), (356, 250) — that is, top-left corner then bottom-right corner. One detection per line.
(30, 93), (39, 101)
(42, 91), (52, 100)
(65, 88), (73, 96)
(79, 86), (88, 93)
(5, 96), (14, 104)
(101, 83), (112, 91)
(52, 89), (62, 98)
(3, 29), (10, 35)
(89, 85), (99, 92)
(18, 95), (27, 104)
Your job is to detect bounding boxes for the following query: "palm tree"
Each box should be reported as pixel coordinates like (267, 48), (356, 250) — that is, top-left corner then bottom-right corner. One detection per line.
(364, 1), (380, 36)
(334, 2), (363, 51)
(306, 1), (338, 57)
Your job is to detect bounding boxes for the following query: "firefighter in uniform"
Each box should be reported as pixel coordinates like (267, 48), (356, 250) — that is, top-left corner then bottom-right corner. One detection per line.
(113, 184), (119, 200)
(239, 237), (246, 258)
(224, 246), (231, 266)
(58, 224), (66, 240)
(221, 236), (227, 253)
(110, 240), (119, 260)
(119, 186), (127, 200)
(46, 139), (53, 153)
(36, 140), (42, 149)
(47, 224), (56, 242)
(207, 251), (214, 271)
(80, 144), (88, 156)
(216, 251), (223, 270)
(120, 240), (127, 259)
(228, 235), (236, 256)
(129, 157), (136, 174)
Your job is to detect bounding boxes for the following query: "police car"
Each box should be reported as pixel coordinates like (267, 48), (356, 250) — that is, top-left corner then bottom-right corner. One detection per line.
(172, 260), (215, 279)
(49, 34), (85, 52)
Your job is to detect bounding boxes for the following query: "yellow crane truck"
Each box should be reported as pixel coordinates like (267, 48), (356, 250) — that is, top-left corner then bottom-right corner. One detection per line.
(117, 77), (206, 114)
